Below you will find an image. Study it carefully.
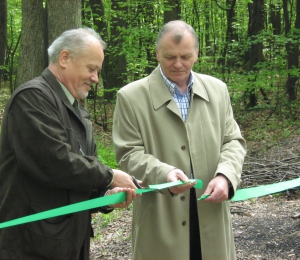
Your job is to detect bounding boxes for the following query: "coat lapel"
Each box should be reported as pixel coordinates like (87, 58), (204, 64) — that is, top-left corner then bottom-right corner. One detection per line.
(148, 66), (181, 118)
(149, 66), (210, 119)
(41, 68), (74, 112)
(191, 72), (210, 102)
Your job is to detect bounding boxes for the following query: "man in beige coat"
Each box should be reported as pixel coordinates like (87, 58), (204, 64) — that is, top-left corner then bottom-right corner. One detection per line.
(113, 20), (246, 260)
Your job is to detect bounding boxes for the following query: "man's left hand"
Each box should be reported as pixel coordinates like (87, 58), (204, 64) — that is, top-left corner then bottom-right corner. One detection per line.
(201, 175), (229, 203)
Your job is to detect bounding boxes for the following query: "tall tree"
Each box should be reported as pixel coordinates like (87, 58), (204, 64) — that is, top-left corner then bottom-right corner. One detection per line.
(282, 0), (300, 101)
(244, 0), (265, 107)
(139, 0), (157, 75)
(88, 0), (106, 36)
(204, 1), (212, 56)
(15, 0), (46, 88)
(47, 0), (82, 45)
(216, 0), (238, 72)
(164, 0), (181, 23)
(16, 0), (82, 89)
(0, 0), (7, 86)
(270, 2), (281, 35)
(101, 0), (127, 101)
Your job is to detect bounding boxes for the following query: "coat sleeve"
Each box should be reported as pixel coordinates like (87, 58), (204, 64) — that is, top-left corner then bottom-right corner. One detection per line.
(215, 86), (247, 198)
(112, 89), (175, 191)
(7, 88), (113, 192)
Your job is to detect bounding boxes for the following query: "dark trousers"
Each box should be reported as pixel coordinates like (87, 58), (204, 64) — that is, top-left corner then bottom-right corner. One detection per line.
(190, 187), (202, 260)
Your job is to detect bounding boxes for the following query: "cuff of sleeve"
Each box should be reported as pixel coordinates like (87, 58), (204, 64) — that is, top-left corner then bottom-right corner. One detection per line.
(106, 168), (114, 188)
(101, 190), (114, 211)
(217, 173), (234, 199)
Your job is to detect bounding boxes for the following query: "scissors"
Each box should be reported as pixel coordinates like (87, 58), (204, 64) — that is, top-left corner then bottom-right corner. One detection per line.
(132, 175), (143, 189)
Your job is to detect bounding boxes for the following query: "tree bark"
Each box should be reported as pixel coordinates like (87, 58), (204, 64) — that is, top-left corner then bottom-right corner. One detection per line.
(245, 0), (265, 107)
(282, 0), (300, 101)
(15, 0), (46, 89)
(88, 0), (106, 38)
(16, 0), (82, 90)
(164, 0), (181, 23)
(47, 0), (82, 46)
(217, 0), (238, 71)
(141, 1), (157, 75)
(101, 0), (127, 101)
(0, 0), (7, 86)
(270, 3), (281, 35)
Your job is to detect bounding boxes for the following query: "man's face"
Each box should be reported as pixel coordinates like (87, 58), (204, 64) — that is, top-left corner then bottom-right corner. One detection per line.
(156, 32), (198, 89)
(61, 40), (104, 99)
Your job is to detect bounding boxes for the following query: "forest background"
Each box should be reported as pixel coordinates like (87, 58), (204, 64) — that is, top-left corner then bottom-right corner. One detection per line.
(0, 0), (299, 144)
(0, 0), (300, 248)
(0, 0), (300, 190)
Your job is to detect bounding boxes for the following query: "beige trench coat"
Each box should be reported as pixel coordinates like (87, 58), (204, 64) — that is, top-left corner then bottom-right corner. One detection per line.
(113, 66), (246, 260)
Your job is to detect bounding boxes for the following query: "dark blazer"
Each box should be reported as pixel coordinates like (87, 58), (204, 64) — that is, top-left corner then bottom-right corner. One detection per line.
(0, 68), (113, 259)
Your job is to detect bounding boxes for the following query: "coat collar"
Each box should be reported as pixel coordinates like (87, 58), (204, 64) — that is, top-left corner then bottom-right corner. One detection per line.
(149, 66), (209, 110)
(41, 68), (74, 110)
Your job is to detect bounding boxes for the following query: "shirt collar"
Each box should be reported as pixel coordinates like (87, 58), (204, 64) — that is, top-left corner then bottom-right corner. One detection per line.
(56, 80), (75, 105)
(159, 67), (194, 96)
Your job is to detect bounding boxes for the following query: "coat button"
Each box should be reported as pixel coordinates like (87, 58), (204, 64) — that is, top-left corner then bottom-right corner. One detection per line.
(182, 221), (186, 226)
(180, 196), (185, 201)
(181, 146), (186, 150)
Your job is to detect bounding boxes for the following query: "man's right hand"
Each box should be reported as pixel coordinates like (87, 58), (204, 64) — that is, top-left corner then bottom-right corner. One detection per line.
(110, 169), (138, 189)
(167, 168), (196, 194)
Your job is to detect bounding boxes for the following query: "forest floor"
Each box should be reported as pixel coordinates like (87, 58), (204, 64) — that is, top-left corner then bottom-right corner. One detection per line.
(90, 194), (300, 260)
(90, 135), (300, 260)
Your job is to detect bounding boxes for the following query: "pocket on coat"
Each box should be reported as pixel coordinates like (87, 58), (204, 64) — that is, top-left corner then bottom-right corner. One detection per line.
(22, 201), (74, 258)
(22, 228), (72, 259)
(25, 200), (73, 237)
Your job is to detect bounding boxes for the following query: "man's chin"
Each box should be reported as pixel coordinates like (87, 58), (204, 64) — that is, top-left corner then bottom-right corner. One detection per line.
(77, 90), (89, 99)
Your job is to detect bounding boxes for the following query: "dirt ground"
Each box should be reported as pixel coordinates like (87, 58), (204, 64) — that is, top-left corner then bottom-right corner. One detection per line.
(90, 195), (300, 260)
(90, 138), (300, 260)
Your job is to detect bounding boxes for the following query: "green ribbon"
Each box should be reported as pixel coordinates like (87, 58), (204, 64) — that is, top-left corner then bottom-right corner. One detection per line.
(1, 177), (299, 230)
(231, 177), (300, 202)
(0, 179), (202, 229)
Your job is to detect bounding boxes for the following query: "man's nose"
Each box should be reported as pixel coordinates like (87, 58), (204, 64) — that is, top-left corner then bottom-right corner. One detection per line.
(91, 71), (99, 83)
(174, 58), (182, 68)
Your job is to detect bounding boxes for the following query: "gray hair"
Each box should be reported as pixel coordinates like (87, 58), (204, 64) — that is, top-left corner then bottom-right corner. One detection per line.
(48, 27), (107, 63)
(155, 20), (199, 50)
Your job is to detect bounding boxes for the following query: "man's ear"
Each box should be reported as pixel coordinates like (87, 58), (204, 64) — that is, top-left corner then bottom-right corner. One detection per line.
(194, 49), (199, 63)
(155, 49), (159, 61)
(59, 50), (71, 69)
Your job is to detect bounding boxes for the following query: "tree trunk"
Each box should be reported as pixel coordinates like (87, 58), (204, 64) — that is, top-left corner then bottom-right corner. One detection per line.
(16, 0), (82, 90)
(101, 0), (127, 101)
(245, 0), (265, 107)
(164, 0), (181, 23)
(270, 3), (281, 35)
(15, 0), (46, 89)
(47, 0), (82, 46)
(282, 0), (300, 101)
(88, 0), (107, 38)
(217, 0), (237, 71)
(204, 1), (211, 56)
(142, 1), (157, 75)
(0, 0), (7, 87)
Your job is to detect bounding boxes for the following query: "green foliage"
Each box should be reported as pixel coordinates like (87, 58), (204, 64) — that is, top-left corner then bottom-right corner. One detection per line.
(92, 209), (123, 229)
(3, 0), (300, 151)
(6, 0), (22, 72)
(97, 141), (118, 169)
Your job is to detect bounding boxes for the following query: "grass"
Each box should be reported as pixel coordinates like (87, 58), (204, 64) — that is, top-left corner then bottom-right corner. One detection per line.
(92, 208), (126, 239)
(97, 142), (118, 169)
